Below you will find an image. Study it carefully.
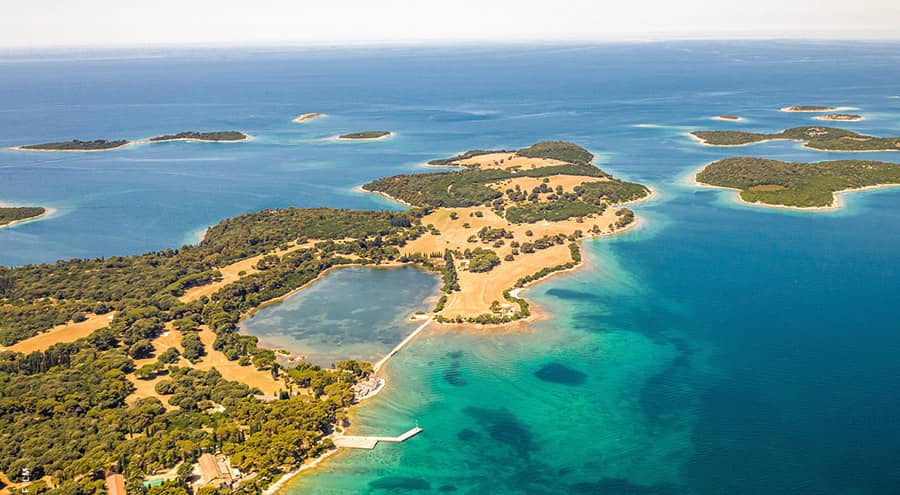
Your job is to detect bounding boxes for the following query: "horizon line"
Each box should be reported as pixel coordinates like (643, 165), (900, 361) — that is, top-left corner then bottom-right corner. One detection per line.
(2, 35), (900, 52)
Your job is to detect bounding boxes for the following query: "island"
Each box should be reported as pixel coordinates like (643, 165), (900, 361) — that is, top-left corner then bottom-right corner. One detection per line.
(0, 140), (649, 494)
(813, 114), (863, 122)
(0, 206), (47, 227)
(780, 105), (842, 112)
(293, 113), (326, 123)
(689, 126), (900, 152)
(716, 115), (742, 121)
(337, 131), (392, 140)
(17, 139), (130, 152)
(695, 157), (900, 209)
(148, 131), (248, 142)
(14, 131), (249, 153)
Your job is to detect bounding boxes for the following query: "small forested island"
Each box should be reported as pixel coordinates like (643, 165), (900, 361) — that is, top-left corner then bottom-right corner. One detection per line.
(695, 157), (900, 208)
(293, 113), (325, 123)
(0, 207), (46, 227)
(780, 105), (841, 112)
(149, 131), (248, 142)
(18, 139), (130, 152)
(15, 131), (248, 152)
(337, 131), (392, 140)
(813, 114), (863, 122)
(690, 126), (900, 151)
(0, 140), (648, 494)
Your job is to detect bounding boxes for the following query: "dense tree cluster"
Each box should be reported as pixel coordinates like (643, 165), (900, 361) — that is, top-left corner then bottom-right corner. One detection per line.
(691, 126), (900, 151)
(0, 207), (46, 227)
(697, 157), (900, 207)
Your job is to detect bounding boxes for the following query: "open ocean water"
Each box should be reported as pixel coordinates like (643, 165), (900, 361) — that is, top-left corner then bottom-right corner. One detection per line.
(1, 42), (899, 494)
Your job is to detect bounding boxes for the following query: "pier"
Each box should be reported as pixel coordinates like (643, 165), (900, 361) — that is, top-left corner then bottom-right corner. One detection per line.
(373, 316), (433, 372)
(333, 427), (423, 450)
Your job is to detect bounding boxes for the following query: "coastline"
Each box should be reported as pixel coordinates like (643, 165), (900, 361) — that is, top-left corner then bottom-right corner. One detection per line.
(0, 206), (57, 229)
(690, 162), (900, 212)
(352, 185), (414, 208)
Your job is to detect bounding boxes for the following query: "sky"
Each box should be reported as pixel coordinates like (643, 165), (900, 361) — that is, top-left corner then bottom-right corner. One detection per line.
(2, 0), (899, 48)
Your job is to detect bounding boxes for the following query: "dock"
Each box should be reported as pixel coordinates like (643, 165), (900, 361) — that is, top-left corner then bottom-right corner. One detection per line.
(332, 427), (423, 450)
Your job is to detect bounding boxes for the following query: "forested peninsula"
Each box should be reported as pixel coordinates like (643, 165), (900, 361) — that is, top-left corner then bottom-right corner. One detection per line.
(690, 126), (900, 152)
(0, 141), (648, 495)
(0, 207), (47, 227)
(695, 157), (900, 208)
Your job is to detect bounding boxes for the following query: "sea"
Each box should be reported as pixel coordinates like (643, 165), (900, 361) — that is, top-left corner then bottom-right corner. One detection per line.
(1, 42), (899, 494)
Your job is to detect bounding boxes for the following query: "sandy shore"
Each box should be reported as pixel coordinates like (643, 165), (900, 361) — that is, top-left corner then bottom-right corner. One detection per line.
(352, 185), (414, 208)
(691, 162), (899, 212)
(293, 113), (326, 123)
(0, 206), (57, 229)
(262, 447), (342, 495)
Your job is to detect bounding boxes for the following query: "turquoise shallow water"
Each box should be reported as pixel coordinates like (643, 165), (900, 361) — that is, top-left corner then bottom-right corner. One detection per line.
(1, 42), (899, 493)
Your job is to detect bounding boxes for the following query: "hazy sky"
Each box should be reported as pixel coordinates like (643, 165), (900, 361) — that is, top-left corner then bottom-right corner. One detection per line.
(3, 0), (899, 48)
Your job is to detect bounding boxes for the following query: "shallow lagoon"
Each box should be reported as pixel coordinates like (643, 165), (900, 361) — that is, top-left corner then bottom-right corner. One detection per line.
(240, 266), (440, 367)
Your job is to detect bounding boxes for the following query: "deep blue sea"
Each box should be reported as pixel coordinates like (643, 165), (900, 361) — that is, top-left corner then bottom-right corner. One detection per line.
(2, 42), (899, 494)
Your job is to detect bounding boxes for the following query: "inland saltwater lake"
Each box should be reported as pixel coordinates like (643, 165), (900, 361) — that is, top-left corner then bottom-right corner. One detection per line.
(1, 42), (899, 494)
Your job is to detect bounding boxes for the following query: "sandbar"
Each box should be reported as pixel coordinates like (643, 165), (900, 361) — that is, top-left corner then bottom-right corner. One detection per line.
(293, 113), (326, 123)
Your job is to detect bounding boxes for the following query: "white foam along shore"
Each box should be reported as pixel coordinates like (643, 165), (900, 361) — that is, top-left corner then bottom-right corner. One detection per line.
(0, 206), (58, 229)
(691, 162), (900, 212)
(8, 134), (251, 153)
